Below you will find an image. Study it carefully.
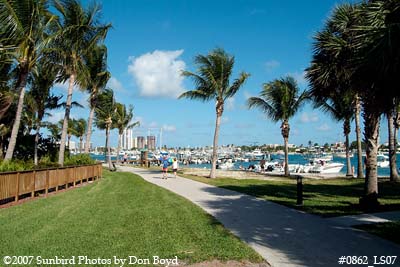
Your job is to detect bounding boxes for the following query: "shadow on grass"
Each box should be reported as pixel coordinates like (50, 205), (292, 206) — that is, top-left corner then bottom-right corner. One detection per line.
(215, 180), (400, 217)
(197, 185), (400, 267)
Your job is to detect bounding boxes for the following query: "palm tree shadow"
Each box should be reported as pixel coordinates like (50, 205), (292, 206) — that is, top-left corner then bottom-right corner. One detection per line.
(197, 186), (400, 266)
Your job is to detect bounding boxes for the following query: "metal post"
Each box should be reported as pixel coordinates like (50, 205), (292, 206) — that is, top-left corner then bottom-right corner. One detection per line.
(296, 175), (303, 206)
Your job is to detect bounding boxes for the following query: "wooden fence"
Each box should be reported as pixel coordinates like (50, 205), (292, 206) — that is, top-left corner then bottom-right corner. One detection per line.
(0, 163), (102, 205)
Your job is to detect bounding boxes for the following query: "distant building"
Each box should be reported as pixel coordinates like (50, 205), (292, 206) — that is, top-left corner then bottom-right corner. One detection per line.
(120, 129), (133, 150)
(147, 136), (156, 150)
(136, 136), (145, 149)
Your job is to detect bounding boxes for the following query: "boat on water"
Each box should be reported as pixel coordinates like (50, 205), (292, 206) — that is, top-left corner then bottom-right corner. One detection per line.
(307, 160), (345, 174)
(217, 158), (235, 169)
(333, 149), (354, 159)
(377, 154), (389, 168)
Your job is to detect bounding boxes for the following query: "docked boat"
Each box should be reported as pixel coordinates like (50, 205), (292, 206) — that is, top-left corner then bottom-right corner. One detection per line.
(377, 154), (389, 168)
(217, 158), (234, 169)
(308, 161), (344, 174)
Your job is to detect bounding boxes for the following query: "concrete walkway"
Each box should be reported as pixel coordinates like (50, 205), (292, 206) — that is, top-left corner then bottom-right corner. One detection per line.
(120, 167), (400, 267)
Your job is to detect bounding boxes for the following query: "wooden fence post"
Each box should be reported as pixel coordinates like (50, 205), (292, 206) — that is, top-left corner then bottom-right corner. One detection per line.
(45, 169), (49, 197)
(15, 172), (20, 202)
(32, 170), (36, 198)
(73, 166), (77, 187)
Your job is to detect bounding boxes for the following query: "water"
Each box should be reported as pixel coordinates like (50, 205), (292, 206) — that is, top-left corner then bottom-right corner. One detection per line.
(90, 153), (400, 176)
(185, 154), (400, 177)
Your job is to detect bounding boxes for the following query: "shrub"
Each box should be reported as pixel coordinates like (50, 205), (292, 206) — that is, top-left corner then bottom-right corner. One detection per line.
(64, 154), (96, 166)
(0, 160), (34, 172)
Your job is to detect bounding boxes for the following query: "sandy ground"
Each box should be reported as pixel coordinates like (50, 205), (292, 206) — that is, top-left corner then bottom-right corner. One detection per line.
(181, 167), (345, 180)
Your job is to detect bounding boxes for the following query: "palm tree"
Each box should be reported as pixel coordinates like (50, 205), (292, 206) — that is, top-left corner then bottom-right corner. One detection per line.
(29, 61), (60, 165)
(312, 92), (355, 177)
(386, 107), (399, 182)
(51, 0), (111, 166)
(114, 103), (139, 164)
(94, 88), (116, 170)
(179, 48), (250, 178)
(352, 0), (400, 205)
(0, 0), (56, 161)
(83, 44), (110, 154)
(73, 118), (87, 153)
(248, 76), (307, 176)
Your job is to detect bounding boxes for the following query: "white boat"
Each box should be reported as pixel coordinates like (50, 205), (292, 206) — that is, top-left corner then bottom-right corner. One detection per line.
(333, 150), (353, 158)
(377, 154), (389, 168)
(308, 161), (344, 174)
(218, 159), (234, 169)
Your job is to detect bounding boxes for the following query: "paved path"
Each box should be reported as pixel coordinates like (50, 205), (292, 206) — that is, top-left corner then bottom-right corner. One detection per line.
(120, 167), (400, 267)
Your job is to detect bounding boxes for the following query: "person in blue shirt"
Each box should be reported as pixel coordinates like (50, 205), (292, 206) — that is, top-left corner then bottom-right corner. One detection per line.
(162, 156), (169, 179)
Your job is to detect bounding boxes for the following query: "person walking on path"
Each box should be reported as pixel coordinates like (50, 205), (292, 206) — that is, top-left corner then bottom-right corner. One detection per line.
(172, 158), (178, 178)
(162, 156), (169, 179)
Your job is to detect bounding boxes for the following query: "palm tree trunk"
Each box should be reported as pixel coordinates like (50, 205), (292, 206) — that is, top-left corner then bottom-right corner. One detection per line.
(210, 110), (222, 179)
(283, 136), (289, 176)
(79, 137), (83, 154)
(116, 133), (122, 164)
(360, 109), (380, 208)
(345, 133), (352, 177)
(344, 119), (352, 177)
(4, 71), (28, 161)
(34, 126), (40, 166)
(387, 112), (399, 182)
(355, 95), (364, 178)
(105, 126), (112, 170)
(58, 74), (75, 166)
(84, 106), (95, 153)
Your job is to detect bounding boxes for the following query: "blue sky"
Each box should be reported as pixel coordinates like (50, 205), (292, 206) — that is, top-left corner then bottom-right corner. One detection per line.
(51, 0), (389, 148)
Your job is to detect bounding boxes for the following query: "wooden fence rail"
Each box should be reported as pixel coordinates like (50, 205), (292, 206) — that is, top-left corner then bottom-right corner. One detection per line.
(0, 163), (102, 205)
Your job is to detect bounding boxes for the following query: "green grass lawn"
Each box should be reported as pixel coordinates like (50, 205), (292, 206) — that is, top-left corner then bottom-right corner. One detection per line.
(180, 173), (400, 217)
(354, 221), (400, 245)
(0, 170), (264, 265)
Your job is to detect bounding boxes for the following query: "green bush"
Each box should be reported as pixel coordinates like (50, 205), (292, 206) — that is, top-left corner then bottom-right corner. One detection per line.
(64, 154), (95, 166)
(0, 160), (34, 172)
(0, 154), (96, 172)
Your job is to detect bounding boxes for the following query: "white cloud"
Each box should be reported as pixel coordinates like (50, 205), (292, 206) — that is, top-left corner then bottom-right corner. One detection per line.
(265, 60), (280, 72)
(287, 71), (307, 86)
(243, 90), (252, 99)
(128, 50), (186, 98)
(148, 121), (158, 128)
(300, 112), (319, 123)
(107, 77), (124, 92)
(163, 124), (176, 132)
(226, 97), (235, 111)
(316, 123), (331, 131)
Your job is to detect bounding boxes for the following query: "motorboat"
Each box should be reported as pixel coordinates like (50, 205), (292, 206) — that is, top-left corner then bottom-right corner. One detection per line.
(217, 158), (234, 169)
(308, 160), (344, 174)
(377, 154), (389, 168)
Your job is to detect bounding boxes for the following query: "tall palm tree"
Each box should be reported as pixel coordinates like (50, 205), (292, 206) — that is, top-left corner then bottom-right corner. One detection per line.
(179, 48), (250, 178)
(354, 94), (364, 178)
(312, 92), (355, 177)
(386, 107), (399, 182)
(0, 0), (56, 161)
(114, 103), (139, 164)
(248, 76), (308, 176)
(83, 44), (110, 153)
(94, 88), (116, 170)
(352, 0), (400, 204)
(73, 118), (86, 153)
(51, 0), (111, 166)
(29, 61), (60, 165)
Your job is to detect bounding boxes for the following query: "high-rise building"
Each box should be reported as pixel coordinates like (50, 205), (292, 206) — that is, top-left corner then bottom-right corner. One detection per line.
(136, 136), (145, 149)
(147, 136), (156, 150)
(120, 129), (133, 150)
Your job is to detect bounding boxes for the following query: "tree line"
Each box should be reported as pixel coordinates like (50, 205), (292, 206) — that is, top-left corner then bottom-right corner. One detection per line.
(0, 0), (138, 168)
